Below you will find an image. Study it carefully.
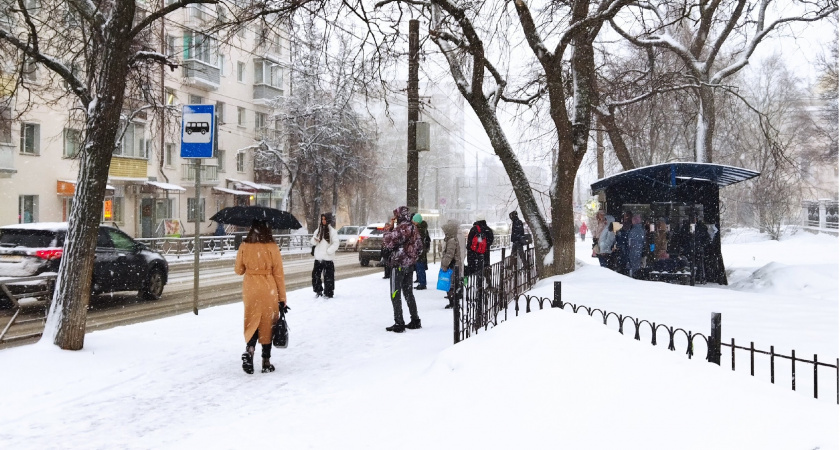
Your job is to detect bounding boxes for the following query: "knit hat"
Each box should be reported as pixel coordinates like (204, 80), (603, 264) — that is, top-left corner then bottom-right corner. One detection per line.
(412, 213), (423, 223)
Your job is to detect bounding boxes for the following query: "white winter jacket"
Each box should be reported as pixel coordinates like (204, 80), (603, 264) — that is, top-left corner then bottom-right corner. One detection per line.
(310, 226), (340, 261)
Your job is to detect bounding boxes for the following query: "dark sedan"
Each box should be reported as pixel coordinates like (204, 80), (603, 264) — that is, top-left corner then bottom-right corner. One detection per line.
(0, 223), (168, 308)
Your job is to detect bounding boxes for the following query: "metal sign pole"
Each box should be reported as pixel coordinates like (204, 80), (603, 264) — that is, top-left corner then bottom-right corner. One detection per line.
(193, 158), (201, 315)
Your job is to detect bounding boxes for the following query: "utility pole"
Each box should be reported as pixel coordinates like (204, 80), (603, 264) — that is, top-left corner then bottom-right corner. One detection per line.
(407, 19), (419, 211)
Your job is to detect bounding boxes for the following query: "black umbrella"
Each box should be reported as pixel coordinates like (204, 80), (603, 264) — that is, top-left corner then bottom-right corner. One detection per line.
(210, 206), (302, 230)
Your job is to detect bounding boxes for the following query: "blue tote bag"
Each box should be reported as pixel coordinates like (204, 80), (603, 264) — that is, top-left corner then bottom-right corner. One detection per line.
(437, 268), (453, 291)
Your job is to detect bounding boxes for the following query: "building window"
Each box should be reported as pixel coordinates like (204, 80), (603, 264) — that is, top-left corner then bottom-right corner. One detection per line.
(189, 94), (203, 105)
(20, 123), (40, 154)
(237, 107), (245, 126)
(237, 61), (246, 82)
(0, 106), (11, 144)
(219, 54), (227, 77)
(63, 128), (82, 158)
(19, 195), (38, 223)
(216, 101), (225, 124)
(22, 59), (37, 82)
(255, 112), (266, 130)
(254, 60), (282, 88)
(183, 31), (217, 65)
(217, 149), (226, 172)
(165, 143), (175, 167)
(187, 197), (205, 222)
(165, 88), (177, 106)
(165, 34), (179, 57)
(114, 122), (147, 158)
(236, 152), (245, 172)
(102, 196), (123, 223)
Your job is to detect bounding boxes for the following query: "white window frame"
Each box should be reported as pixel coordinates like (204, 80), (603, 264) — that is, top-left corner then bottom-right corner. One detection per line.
(254, 60), (282, 88)
(187, 197), (206, 222)
(19, 122), (40, 155)
(237, 107), (245, 126)
(183, 31), (217, 65)
(63, 128), (82, 158)
(217, 149), (226, 172)
(165, 143), (175, 168)
(236, 152), (245, 172)
(114, 122), (147, 159)
(237, 61), (245, 82)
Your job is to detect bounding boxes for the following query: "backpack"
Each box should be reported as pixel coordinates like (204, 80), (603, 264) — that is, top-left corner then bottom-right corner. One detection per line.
(470, 225), (488, 254)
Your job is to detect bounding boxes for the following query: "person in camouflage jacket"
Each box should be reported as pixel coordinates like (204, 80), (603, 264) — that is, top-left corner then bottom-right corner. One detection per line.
(382, 206), (423, 333)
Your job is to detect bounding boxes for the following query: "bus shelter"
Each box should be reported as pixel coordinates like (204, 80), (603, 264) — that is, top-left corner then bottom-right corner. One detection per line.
(590, 163), (759, 285)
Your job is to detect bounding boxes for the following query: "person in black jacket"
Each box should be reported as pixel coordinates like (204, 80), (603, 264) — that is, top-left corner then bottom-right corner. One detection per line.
(509, 211), (527, 267)
(466, 216), (494, 276)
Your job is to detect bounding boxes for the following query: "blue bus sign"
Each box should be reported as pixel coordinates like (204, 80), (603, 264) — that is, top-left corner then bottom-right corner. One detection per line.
(180, 104), (215, 158)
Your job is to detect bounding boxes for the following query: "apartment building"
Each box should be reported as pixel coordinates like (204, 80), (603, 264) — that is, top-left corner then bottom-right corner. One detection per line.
(0, 3), (291, 238)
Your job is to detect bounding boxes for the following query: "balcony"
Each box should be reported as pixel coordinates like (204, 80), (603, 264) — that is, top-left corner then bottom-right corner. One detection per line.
(181, 163), (219, 185)
(183, 59), (220, 91)
(109, 156), (147, 179)
(0, 144), (15, 177)
(253, 84), (283, 106)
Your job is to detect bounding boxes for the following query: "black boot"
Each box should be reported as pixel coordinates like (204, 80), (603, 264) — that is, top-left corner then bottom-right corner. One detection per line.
(241, 346), (255, 374)
(261, 344), (275, 373)
(406, 318), (422, 330)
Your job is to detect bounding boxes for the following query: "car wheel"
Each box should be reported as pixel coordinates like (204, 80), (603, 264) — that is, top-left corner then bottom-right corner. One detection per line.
(360, 258), (369, 267)
(140, 269), (165, 300)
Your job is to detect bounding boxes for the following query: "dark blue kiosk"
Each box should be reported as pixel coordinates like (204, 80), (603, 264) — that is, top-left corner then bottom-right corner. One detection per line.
(590, 162), (759, 285)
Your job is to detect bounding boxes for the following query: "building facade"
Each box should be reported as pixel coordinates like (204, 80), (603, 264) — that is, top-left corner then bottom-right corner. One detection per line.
(0, 4), (290, 238)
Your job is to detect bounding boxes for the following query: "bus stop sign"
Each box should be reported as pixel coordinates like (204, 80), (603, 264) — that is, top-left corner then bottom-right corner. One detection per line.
(180, 104), (215, 158)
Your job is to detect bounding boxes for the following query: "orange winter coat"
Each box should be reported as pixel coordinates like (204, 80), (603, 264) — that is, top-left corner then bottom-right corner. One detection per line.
(234, 242), (287, 345)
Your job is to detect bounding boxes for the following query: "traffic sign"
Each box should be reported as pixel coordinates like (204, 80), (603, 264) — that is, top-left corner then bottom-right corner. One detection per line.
(180, 104), (215, 158)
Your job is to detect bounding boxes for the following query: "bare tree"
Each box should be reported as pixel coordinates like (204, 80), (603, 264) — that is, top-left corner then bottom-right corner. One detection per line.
(0, 0), (299, 350)
(610, 0), (837, 163)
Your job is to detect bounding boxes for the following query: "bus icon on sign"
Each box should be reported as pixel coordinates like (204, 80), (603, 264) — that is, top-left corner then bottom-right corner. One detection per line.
(185, 122), (209, 135)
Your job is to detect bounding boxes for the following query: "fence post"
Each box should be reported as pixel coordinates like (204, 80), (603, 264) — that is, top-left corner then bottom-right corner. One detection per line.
(553, 281), (561, 308)
(708, 312), (721, 365)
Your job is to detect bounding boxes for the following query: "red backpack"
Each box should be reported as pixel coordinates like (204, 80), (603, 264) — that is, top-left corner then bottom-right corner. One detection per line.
(469, 225), (488, 254)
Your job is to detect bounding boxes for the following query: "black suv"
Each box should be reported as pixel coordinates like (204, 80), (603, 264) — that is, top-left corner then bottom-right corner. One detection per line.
(0, 223), (169, 308)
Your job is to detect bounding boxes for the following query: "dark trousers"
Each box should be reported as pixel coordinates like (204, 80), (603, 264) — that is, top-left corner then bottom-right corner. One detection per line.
(511, 242), (526, 267)
(415, 261), (427, 286)
(312, 260), (335, 296)
(446, 266), (461, 307)
(389, 266), (419, 326)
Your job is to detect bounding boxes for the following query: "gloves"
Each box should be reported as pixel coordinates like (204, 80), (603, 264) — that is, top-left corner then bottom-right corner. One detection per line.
(279, 302), (290, 313)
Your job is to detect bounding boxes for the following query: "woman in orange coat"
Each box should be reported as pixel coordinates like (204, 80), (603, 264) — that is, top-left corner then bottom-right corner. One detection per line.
(234, 220), (287, 374)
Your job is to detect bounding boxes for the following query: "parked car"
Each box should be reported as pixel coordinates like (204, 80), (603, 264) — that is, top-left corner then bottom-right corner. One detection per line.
(357, 223), (386, 267)
(0, 223), (169, 308)
(336, 225), (364, 251)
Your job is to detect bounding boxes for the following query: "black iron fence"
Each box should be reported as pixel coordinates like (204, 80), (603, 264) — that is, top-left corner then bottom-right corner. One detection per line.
(453, 245), (538, 343)
(455, 271), (839, 404)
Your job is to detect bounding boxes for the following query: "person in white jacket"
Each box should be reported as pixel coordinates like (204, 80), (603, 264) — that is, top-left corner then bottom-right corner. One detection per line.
(310, 212), (340, 298)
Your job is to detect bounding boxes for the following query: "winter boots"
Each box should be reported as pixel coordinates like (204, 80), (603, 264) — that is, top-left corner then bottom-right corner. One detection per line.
(261, 344), (275, 373)
(385, 323), (405, 333)
(242, 346), (255, 375)
(406, 319), (422, 330)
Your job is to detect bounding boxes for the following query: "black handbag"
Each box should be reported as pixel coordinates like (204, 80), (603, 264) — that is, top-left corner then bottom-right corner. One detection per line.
(272, 307), (289, 348)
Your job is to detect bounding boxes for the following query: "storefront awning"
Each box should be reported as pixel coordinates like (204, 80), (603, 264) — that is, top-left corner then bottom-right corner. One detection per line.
(145, 181), (186, 192)
(57, 180), (115, 196)
(213, 187), (253, 196)
(226, 178), (273, 192)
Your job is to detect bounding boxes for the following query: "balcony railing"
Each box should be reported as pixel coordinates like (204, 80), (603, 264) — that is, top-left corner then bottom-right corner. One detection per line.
(181, 163), (219, 184)
(183, 59), (220, 90)
(253, 84), (283, 105)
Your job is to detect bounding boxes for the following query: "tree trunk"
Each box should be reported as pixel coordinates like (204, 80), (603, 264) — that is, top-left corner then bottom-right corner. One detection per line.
(596, 109), (635, 171)
(42, 0), (136, 350)
(696, 84), (716, 163)
(471, 102), (553, 277)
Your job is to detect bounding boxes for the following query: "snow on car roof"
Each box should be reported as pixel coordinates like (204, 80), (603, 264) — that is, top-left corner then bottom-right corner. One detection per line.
(0, 222), (69, 232)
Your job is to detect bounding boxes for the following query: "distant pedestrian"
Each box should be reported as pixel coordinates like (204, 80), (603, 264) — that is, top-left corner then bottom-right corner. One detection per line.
(441, 220), (463, 309)
(466, 215), (494, 277)
(597, 215), (617, 268)
(310, 212), (339, 298)
(509, 211), (527, 267)
(381, 213), (395, 279)
(382, 206), (424, 333)
(591, 210), (607, 257)
(413, 213), (431, 290)
(234, 220), (287, 374)
(579, 221), (588, 241)
(627, 214), (645, 278)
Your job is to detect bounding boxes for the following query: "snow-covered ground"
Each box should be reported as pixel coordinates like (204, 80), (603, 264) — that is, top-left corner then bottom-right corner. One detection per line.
(0, 228), (836, 449)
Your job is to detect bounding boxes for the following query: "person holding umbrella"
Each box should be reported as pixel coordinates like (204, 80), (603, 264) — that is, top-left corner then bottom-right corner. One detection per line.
(310, 212), (339, 298)
(234, 220), (287, 374)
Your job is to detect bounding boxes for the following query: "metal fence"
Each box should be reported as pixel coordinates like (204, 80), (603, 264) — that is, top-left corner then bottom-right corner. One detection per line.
(469, 280), (839, 404)
(453, 245), (538, 343)
(136, 233), (314, 258)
